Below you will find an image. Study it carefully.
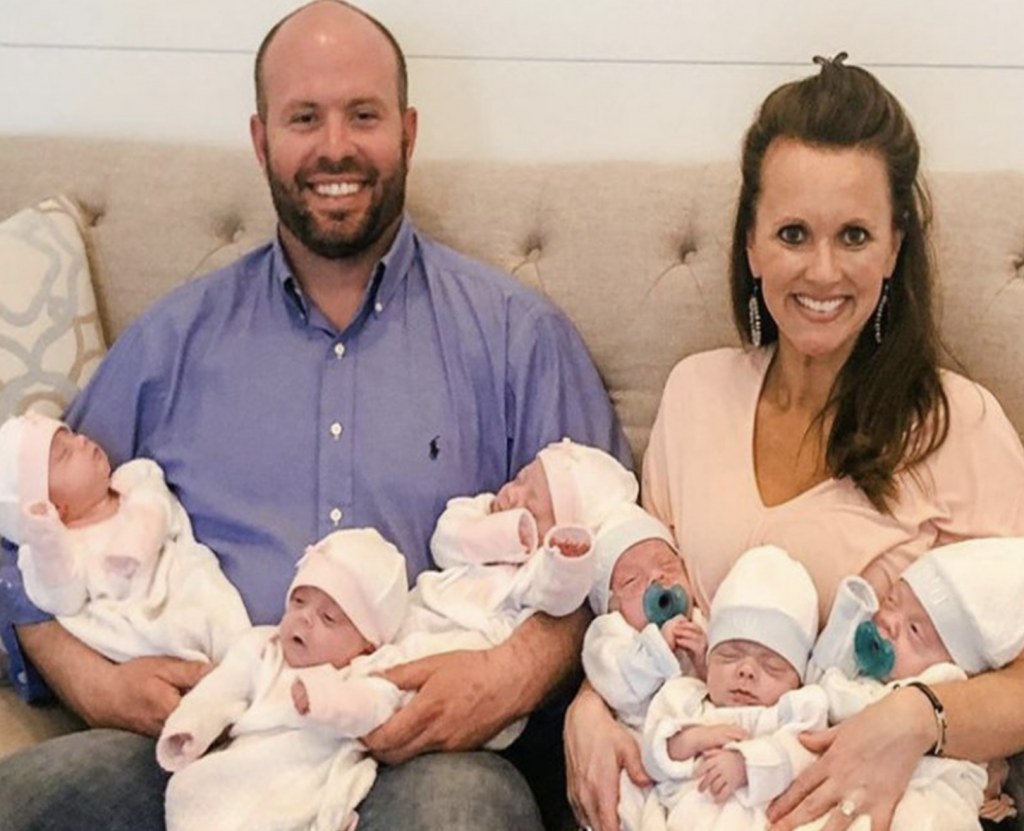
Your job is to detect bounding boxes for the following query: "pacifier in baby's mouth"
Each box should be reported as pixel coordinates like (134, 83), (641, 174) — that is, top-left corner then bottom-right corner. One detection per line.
(643, 582), (690, 626)
(854, 620), (895, 680)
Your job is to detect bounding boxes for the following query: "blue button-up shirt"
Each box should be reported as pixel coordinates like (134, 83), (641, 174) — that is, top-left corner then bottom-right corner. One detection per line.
(0, 216), (629, 699)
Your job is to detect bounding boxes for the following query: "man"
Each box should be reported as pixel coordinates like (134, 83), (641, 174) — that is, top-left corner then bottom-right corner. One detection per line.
(0, 2), (629, 829)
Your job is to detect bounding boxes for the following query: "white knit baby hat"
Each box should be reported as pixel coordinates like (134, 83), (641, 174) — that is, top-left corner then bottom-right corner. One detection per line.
(902, 537), (1024, 674)
(588, 501), (678, 615)
(537, 438), (638, 530)
(0, 412), (65, 543)
(288, 528), (409, 646)
(707, 545), (819, 677)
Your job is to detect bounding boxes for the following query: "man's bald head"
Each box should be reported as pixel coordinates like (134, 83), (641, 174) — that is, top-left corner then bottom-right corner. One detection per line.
(254, 0), (408, 120)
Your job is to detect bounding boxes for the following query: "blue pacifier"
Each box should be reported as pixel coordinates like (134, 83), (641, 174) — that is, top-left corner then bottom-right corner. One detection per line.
(854, 620), (895, 680)
(643, 583), (690, 626)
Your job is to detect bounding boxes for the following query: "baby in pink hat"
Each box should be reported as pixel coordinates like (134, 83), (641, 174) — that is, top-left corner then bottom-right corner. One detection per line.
(411, 437), (639, 634)
(0, 412), (249, 664)
(157, 528), (410, 831)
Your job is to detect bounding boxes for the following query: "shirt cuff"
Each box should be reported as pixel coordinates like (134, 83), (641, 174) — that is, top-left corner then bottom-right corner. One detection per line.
(1, 540), (56, 701)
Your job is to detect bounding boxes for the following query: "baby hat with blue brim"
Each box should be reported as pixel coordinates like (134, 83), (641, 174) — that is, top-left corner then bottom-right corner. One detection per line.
(0, 412), (65, 543)
(707, 545), (819, 678)
(588, 501), (677, 615)
(289, 528), (409, 646)
(537, 438), (638, 530)
(902, 537), (1024, 675)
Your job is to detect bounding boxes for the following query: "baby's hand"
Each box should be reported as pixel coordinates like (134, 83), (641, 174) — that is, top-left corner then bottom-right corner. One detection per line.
(666, 724), (748, 761)
(696, 748), (747, 803)
(980, 793), (1017, 822)
(661, 618), (708, 680)
(157, 732), (197, 772)
(547, 526), (591, 559)
(292, 679), (310, 715)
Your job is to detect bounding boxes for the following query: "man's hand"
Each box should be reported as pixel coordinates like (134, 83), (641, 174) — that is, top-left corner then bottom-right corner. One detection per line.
(92, 656), (210, 736)
(661, 617), (708, 679)
(363, 648), (523, 764)
(667, 724), (748, 762)
(17, 620), (209, 737)
(697, 748), (747, 803)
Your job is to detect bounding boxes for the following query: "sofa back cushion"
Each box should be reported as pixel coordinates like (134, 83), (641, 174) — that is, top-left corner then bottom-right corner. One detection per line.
(1, 137), (1023, 466)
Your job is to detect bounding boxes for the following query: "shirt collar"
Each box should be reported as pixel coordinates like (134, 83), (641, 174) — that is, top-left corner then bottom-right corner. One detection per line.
(270, 214), (417, 329)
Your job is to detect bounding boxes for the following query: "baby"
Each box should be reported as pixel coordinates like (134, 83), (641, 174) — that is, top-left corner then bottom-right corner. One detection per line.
(156, 528), (408, 831)
(0, 412), (249, 663)
(408, 437), (639, 639)
(805, 537), (1024, 831)
(300, 438), (639, 750)
(583, 501), (706, 731)
(640, 545), (827, 831)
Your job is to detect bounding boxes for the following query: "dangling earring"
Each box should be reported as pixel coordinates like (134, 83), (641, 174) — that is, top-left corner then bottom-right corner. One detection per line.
(748, 279), (763, 348)
(874, 279), (891, 345)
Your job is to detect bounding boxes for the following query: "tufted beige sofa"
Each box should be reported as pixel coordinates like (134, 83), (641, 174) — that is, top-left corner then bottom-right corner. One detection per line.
(2, 137), (1024, 801)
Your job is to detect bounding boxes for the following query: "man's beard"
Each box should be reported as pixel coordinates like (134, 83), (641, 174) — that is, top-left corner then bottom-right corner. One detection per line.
(267, 137), (408, 260)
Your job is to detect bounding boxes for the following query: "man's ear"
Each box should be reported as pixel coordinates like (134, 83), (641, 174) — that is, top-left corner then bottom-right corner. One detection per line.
(402, 107), (418, 166)
(250, 114), (269, 175)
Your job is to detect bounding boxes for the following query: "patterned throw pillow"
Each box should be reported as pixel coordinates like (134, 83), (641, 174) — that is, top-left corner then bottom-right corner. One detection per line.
(0, 195), (107, 678)
(0, 195), (107, 421)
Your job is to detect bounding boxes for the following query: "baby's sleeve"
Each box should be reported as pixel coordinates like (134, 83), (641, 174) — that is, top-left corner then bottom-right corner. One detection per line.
(725, 685), (829, 807)
(17, 503), (87, 616)
(583, 613), (680, 724)
(430, 494), (535, 568)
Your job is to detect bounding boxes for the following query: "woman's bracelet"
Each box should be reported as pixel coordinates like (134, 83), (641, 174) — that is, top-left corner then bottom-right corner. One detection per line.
(905, 680), (947, 757)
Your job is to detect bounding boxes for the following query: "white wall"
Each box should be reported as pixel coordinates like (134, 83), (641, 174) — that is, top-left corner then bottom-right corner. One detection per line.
(2, 1), (1023, 171)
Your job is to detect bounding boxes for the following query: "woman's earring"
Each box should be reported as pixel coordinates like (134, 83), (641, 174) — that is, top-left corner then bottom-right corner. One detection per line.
(874, 279), (891, 344)
(748, 279), (763, 348)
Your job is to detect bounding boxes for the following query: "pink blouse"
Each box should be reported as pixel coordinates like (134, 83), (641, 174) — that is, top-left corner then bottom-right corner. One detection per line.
(642, 347), (1024, 621)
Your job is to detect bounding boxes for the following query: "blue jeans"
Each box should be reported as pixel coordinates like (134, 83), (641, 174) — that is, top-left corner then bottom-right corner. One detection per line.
(0, 729), (545, 831)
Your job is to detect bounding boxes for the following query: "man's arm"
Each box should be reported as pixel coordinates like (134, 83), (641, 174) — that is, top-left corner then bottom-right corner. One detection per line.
(363, 607), (588, 763)
(16, 621), (208, 737)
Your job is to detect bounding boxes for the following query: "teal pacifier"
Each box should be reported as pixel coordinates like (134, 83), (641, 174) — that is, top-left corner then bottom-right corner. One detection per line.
(854, 620), (895, 680)
(643, 583), (690, 626)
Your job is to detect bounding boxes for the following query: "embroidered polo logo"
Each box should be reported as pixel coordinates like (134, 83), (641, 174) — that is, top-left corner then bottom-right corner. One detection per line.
(429, 435), (440, 460)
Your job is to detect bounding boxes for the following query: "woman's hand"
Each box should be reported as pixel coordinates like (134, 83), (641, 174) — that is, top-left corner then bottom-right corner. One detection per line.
(767, 687), (934, 831)
(565, 681), (651, 831)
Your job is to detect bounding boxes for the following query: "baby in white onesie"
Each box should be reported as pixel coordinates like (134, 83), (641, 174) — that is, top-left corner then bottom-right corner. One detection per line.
(405, 437), (640, 642)
(156, 528), (409, 831)
(297, 438), (640, 750)
(0, 412), (249, 664)
(639, 545), (827, 831)
(583, 501), (707, 732)
(805, 537), (1024, 831)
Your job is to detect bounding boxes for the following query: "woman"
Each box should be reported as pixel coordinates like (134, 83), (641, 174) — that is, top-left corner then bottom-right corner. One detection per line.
(566, 55), (1024, 831)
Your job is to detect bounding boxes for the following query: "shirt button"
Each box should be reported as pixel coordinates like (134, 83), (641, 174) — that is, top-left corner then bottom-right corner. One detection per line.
(330, 422), (343, 439)
(374, 302), (384, 314)
(330, 508), (343, 525)
(333, 343), (345, 359)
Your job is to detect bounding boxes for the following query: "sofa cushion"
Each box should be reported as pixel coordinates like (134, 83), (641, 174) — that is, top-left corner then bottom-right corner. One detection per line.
(0, 195), (107, 422)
